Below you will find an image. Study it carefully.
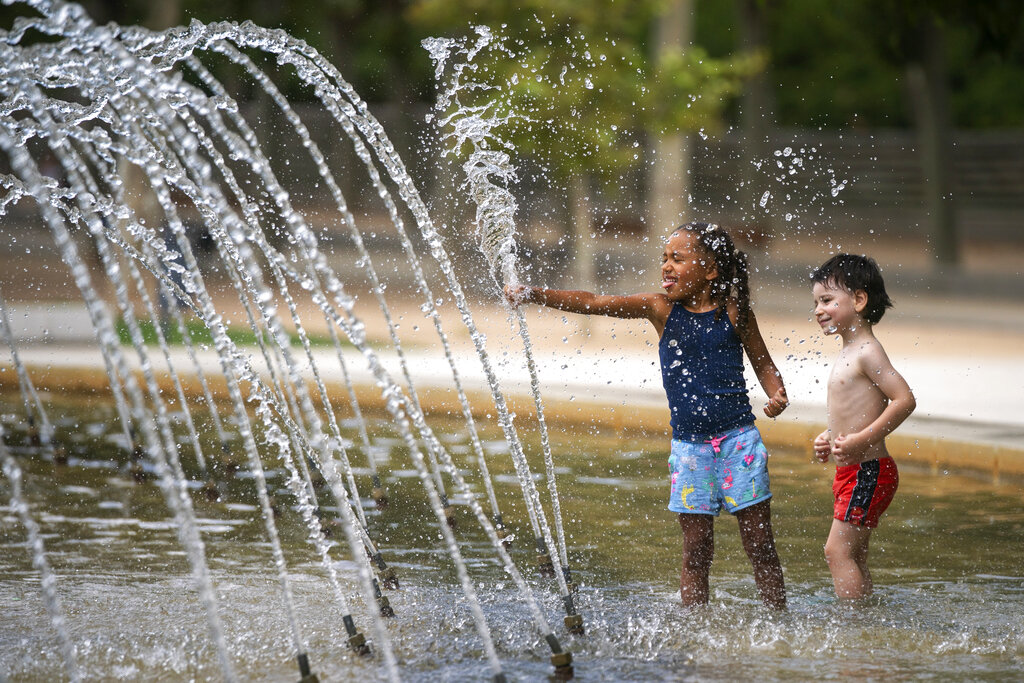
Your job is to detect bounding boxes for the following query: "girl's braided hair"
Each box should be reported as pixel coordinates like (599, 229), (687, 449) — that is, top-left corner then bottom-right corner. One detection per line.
(677, 222), (752, 332)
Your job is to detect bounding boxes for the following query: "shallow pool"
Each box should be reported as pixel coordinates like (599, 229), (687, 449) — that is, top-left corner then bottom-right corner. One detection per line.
(2, 393), (1022, 681)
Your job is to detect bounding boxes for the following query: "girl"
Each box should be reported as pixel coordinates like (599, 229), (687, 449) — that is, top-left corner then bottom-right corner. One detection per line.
(507, 222), (788, 609)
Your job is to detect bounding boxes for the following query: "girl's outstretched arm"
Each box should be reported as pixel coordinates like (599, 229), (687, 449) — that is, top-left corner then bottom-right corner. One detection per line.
(735, 306), (788, 417)
(506, 285), (671, 332)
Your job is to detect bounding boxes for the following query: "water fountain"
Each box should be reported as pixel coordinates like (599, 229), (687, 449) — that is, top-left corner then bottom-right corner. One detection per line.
(0, 1), (580, 680)
(4, 2), (1024, 682)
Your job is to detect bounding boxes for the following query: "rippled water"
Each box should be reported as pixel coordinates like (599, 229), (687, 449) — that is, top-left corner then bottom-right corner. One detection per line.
(2, 393), (1023, 681)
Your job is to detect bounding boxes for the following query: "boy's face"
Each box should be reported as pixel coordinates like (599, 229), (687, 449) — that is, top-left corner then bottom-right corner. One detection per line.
(812, 281), (867, 336)
(660, 231), (717, 302)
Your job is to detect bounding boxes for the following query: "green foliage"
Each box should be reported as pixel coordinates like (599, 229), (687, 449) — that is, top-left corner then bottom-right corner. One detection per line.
(30, 0), (1024, 129)
(114, 318), (339, 349)
(411, 0), (760, 180)
(754, 0), (1024, 128)
(762, 1), (908, 126)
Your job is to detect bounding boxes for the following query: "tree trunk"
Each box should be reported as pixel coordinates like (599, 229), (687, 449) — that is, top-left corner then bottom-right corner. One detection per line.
(569, 174), (596, 291)
(648, 0), (694, 236)
(906, 17), (958, 268)
(145, 0), (181, 31)
(737, 0), (776, 247)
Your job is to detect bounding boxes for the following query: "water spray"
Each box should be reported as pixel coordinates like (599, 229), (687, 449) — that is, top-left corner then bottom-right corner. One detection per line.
(1, 2), (593, 678)
(426, 27), (584, 636)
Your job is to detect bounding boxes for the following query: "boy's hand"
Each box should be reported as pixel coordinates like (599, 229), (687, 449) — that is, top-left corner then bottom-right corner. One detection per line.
(503, 284), (532, 308)
(831, 432), (869, 466)
(813, 430), (831, 463)
(763, 387), (788, 417)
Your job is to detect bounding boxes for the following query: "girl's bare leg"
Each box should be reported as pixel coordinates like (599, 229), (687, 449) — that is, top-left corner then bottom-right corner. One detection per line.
(736, 500), (787, 609)
(678, 513), (714, 607)
(824, 518), (873, 599)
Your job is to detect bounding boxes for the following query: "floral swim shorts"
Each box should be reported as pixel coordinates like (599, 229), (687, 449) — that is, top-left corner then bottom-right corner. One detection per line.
(668, 424), (772, 515)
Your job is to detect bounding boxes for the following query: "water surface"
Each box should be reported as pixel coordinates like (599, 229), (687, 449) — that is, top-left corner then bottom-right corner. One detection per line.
(2, 393), (1022, 681)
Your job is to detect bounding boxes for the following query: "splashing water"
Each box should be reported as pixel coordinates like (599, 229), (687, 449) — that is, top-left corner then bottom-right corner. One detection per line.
(424, 26), (521, 288)
(0, 1), (581, 680)
(4, 3), (1024, 683)
(426, 27), (578, 605)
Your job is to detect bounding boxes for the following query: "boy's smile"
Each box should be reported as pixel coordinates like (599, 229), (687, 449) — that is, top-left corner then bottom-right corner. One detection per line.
(812, 282), (863, 337)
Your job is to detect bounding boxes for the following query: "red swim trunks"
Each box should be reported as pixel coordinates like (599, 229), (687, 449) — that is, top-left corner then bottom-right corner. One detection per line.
(833, 456), (898, 529)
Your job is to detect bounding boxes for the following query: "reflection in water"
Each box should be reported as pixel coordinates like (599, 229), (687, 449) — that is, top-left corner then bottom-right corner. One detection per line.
(2, 395), (1022, 681)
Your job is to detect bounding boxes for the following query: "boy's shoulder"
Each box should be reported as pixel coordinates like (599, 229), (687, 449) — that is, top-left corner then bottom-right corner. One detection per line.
(850, 334), (893, 371)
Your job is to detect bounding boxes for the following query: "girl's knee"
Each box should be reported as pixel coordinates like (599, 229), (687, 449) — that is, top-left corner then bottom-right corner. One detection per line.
(743, 536), (780, 568)
(681, 541), (714, 574)
(738, 521), (777, 564)
(681, 549), (713, 575)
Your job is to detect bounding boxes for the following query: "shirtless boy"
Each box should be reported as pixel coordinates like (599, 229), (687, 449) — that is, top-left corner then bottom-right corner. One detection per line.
(811, 254), (917, 599)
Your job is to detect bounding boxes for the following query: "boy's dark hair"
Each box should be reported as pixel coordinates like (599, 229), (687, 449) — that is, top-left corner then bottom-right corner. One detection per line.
(677, 222), (751, 331)
(810, 254), (893, 324)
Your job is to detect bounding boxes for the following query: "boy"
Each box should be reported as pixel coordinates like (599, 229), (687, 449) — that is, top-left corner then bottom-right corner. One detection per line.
(810, 254), (916, 599)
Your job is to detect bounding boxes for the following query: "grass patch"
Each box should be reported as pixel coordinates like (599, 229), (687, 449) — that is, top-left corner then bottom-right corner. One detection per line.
(114, 317), (343, 349)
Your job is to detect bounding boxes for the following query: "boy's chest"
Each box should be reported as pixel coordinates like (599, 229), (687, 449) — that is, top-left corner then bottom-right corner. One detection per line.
(827, 355), (873, 398)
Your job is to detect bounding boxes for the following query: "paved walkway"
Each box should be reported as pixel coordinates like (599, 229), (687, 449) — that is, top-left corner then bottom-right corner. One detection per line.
(5, 280), (1023, 457)
(2, 227), (1022, 463)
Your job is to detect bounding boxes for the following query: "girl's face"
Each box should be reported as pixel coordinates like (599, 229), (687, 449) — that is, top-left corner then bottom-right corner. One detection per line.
(660, 231), (717, 303)
(812, 281), (867, 336)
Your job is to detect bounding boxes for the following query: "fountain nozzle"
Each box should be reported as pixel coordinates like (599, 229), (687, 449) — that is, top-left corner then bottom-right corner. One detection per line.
(563, 566), (578, 594)
(442, 495), (457, 527)
(535, 537), (556, 576)
(545, 634), (575, 680)
(129, 461), (147, 483)
(372, 579), (396, 617)
(343, 615), (372, 656)
(296, 652), (319, 683)
(27, 417), (41, 447)
(372, 553), (400, 589)
(314, 508), (340, 538)
(219, 442), (240, 477)
(562, 595), (585, 635)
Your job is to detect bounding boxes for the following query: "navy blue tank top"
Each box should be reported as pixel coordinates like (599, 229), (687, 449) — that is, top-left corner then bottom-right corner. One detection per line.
(659, 304), (754, 441)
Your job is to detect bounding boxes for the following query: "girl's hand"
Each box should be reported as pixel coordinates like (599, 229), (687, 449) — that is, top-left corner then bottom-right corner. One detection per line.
(813, 430), (831, 463)
(763, 387), (789, 417)
(831, 432), (869, 466)
(503, 284), (532, 308)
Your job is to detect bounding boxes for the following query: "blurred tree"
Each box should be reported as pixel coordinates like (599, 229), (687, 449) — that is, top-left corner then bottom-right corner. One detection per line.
(851, 0), (1024, 267)
(734, 0), (776, 244)
(713, 1), (1024, 130)
(73, 0), (436, 104)
(409, 0), (760, 287)
(41, 0), (1024, 273)
(649, 0), (695, 256)
(697, 0), (1024, 267)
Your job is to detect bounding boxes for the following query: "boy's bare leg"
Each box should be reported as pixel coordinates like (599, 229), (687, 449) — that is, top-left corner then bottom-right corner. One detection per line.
(678, 513), (714, 607)
(824, 519), (873, 599)
(735, 500), (787, 609)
